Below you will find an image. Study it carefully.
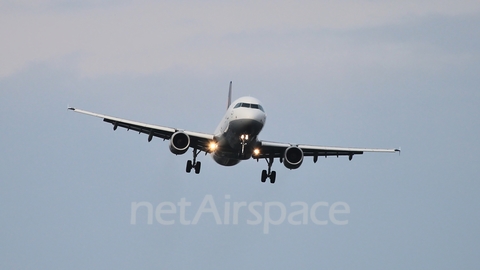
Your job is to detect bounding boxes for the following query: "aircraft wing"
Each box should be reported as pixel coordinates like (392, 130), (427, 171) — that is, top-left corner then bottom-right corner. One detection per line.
(68, 108), (214, 153)
(258, 140), (399, 161)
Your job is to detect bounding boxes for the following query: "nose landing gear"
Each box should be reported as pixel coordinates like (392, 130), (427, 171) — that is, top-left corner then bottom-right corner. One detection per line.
(240, 134), (249, 155)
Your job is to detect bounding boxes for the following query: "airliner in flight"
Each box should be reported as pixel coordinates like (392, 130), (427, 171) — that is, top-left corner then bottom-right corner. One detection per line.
(69, 82), (399, 183)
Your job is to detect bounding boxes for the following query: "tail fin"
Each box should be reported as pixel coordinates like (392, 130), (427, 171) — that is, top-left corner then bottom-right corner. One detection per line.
(227, 81), (232, 110)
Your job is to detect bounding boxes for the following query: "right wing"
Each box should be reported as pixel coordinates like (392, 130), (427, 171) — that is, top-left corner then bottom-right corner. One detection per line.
(258, 140), (399, 161)
(68, 108), (214, 153)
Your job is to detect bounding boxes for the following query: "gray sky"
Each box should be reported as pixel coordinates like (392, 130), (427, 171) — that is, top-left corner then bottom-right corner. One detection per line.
(1, 1), (479, 269)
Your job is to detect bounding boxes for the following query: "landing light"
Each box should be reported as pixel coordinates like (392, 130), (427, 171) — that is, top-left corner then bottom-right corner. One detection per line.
(209, 142), (218, 152)
(240, 134), (249, 140)
(253, 148), (260, 156)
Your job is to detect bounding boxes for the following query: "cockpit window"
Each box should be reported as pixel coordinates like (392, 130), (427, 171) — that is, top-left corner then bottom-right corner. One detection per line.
(251, 104), (265, 112)
(233, 102), (265, 112)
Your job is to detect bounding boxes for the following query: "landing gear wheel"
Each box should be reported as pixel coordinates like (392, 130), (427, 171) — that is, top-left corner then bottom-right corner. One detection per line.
(194, 161), (201, 174)
(261, 170), (267, 182)
(270, 171), (276, 184)
(186, 160), (193, 173)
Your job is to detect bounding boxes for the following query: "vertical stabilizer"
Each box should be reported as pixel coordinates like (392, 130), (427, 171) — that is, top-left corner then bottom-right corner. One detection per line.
(227, 81), (232, 110)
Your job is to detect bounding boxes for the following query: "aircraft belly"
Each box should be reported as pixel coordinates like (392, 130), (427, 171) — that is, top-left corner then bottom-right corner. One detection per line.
(212, 153), (241, 166)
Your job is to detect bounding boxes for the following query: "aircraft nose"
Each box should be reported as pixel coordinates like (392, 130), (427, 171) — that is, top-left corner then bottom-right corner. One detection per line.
(250, 109), (266, 123)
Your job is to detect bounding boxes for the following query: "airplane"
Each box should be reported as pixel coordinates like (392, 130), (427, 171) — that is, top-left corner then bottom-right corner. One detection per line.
(69, 82), (400, 184)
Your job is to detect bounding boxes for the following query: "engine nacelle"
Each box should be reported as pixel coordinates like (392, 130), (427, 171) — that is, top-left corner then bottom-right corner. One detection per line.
(169, 131), (190, 155)
(283, 146), (304, 169)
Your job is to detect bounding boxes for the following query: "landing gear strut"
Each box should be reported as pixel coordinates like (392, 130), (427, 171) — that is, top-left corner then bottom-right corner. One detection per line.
(240, 134), (249, 156)
(186, 148), (201, 174)
(261, 157), (276, 184)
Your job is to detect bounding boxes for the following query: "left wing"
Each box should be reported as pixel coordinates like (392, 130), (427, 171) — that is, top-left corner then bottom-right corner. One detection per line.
(68, 108), (214, 153)
(257, 140), (399, 162)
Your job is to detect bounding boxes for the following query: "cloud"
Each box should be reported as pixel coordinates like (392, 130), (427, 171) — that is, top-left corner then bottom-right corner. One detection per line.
(0, 0), (479, 78)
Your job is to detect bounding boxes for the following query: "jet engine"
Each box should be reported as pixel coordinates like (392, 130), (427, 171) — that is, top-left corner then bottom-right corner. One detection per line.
(283, 146), (304, 169)
(169, 131), (190, 155)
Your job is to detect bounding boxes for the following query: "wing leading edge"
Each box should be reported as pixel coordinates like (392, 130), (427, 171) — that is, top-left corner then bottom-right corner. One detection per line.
(68, 107), (214, 153)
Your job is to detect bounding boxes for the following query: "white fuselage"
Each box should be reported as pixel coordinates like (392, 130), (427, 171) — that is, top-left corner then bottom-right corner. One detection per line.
(212, 96), (266, 166)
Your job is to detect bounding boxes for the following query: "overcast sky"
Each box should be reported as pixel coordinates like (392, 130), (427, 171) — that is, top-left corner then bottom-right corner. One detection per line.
(1, 1), (479, 269)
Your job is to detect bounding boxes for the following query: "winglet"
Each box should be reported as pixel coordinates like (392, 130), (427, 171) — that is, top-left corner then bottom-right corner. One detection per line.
(68, 107), (75, 111)
(396, 147), (401, 155)
(227, 81), (232, 110)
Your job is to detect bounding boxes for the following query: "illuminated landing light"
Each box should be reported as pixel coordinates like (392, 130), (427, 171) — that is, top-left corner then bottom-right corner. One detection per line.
(209, 142), (218, 152)
(253, 148), (260, 156)
(240, 134), (249, 140)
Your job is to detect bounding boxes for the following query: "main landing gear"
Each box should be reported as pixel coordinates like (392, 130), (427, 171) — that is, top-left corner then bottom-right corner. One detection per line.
(186, 148), (201, 174)
(261, 157), (276, 184)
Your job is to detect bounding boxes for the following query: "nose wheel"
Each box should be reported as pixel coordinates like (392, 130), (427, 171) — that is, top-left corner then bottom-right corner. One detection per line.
(261, 157), (276, 184)
(186, 148), (201, 174)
